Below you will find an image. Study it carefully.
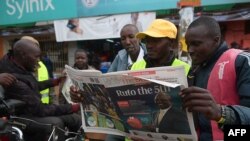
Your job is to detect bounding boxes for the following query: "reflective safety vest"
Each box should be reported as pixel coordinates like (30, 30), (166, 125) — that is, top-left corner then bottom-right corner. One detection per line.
(38, 61), (50, 104)
(131, 58), (190, 75)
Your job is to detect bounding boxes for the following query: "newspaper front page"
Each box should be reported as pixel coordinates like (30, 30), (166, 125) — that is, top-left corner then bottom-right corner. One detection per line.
(65, 65), (197, 141)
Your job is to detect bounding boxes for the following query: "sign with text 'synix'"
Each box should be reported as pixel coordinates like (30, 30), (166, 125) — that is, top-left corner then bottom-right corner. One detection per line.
(0, 0), (77, 26)
(1, 0), (178, 26)
(0, 0), (249, 26)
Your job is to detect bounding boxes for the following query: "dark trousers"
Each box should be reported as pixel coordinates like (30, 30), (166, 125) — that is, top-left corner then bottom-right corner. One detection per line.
(19, 113), (81, 141)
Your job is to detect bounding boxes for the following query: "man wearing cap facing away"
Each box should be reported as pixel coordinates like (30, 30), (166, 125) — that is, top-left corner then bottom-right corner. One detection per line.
(131, 19), (190, 75)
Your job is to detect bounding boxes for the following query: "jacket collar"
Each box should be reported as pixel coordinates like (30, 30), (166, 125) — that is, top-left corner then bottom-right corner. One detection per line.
(0, 53), (30, 75)
(118, 44), (147, 59)
(200, 41), (228, 68)
(188, 42), (229, 86)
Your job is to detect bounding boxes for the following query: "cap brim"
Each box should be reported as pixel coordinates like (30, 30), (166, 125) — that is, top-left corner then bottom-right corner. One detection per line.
(136, 31), (167, 39)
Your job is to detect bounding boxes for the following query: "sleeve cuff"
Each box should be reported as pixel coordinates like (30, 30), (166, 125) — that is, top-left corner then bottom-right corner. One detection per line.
(71, 103), (80, 113)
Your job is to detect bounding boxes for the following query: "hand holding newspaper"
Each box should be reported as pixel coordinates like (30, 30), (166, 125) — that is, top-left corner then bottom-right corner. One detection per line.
(63, 65), (197, 141)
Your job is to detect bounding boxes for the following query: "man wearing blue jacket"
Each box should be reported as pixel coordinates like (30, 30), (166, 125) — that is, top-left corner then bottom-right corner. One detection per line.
(108, 24), (147, 72)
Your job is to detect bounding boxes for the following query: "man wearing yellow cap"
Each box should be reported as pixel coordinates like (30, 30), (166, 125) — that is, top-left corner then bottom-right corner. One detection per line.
(131, 19), (190, 75)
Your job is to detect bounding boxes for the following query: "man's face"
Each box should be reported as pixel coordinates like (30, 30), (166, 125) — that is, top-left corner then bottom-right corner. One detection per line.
(155, 93), (171, 109)
(22, 44), (41, 72)
(120, 26), (140, 55)
(75, 52), (88, 69)
(185, 25), (219, 65)
(144, 37), (172, 60)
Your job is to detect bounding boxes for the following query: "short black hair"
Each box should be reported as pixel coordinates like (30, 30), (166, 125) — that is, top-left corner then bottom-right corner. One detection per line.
(188, 16), (221, 39)
(74, 48), (88, 56)
(120, 24), (139, 33)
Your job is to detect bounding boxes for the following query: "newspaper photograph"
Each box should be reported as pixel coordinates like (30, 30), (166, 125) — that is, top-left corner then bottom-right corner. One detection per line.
(61, 69), (102, 104)
(65, 65), (197, 141)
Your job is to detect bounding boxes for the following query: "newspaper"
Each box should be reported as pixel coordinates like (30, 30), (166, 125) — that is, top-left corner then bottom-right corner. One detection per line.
(65, 65), (197, 141)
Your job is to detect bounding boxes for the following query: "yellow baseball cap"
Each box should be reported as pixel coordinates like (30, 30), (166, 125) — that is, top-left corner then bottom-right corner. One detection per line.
(136, 19), (177, 39)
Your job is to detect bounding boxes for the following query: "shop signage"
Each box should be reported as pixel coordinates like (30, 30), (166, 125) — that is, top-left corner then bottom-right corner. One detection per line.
(202, 0), (249, 6)
(0, 0), (249, 26)
(0, 0), (77, 26)
(178, 0), (201, 7)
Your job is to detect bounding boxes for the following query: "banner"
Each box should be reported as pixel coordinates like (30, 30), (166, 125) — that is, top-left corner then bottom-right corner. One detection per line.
(178, 7), (194, 52)
(54, 12), (156, 42)
(178, 0), (201, 7)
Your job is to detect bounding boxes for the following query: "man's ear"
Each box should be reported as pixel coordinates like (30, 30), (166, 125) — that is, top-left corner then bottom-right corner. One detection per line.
(20, 50), (25, 56)
(214, 36), (221, 46)
(169, 39), (178, 52)
(19, 50), (27, 60)
(138, 39), (142, 45)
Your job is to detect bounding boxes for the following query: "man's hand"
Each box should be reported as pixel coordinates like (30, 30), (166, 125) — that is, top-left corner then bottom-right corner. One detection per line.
(180, 86), (221, 121)
(143, 124), (156, 132)
(0, 73), (17, 87)
(70, 85), (83, 103)
(53, 75), (66, 86)
(71, 103), (80, 113)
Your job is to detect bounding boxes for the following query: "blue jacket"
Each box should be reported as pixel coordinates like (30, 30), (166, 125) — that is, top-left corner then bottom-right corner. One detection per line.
(229, 105), (250, 124)
(108, 44), (147, 72)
